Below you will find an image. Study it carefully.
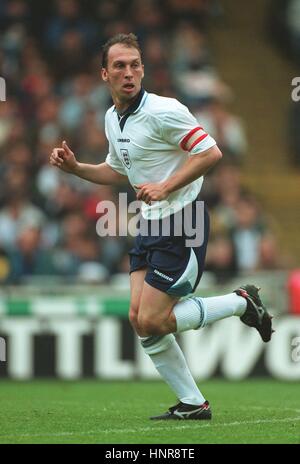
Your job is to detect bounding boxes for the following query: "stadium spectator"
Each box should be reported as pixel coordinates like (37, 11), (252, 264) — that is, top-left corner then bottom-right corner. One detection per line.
(194, 98), (247, 163)
(0, 167), (45, 249)
(230, 195), (268, 272)
(268, 0), (300, 63)
(286, 0), (300, 63)
(205, 233), (238, 283)
(44, 0), (97, 52)
(9, 226), (57, 283)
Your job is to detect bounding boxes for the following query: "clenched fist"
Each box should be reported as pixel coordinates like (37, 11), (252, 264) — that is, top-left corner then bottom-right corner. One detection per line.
(49, 141), (78, 174)
(135, 182), (170, 204)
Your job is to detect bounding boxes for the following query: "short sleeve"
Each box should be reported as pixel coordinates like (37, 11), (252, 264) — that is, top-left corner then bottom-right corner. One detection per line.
(162, 101), (216, 155)
(105, 146), (127, 176)
(104, 114), (127, 176)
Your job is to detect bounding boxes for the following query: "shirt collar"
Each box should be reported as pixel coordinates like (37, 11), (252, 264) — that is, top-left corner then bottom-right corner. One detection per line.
(114, 87), (146, 117)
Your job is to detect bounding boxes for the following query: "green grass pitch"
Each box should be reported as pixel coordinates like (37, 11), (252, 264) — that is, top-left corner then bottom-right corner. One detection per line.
(0, 379), (299, 444)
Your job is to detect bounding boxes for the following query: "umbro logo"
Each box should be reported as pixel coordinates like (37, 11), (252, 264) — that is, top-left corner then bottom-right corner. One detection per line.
(117, 138), (130, 143)
(153, 269), (174, 282)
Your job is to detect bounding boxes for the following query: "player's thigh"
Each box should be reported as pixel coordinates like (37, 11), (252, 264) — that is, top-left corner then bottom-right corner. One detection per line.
(129, 268), (147, 326)
(138, 281), (179, 329)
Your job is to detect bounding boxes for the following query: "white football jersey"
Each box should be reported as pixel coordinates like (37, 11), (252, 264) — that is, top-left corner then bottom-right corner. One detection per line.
(105, 89), (216, 219)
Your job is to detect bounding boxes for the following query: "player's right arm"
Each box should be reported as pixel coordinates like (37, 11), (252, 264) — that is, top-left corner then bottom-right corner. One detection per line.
(50, 141), (127, 185)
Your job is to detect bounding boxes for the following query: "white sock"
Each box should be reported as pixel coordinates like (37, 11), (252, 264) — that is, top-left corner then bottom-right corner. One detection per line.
(173, 298), (203, 333)
(148, 337), (206, 405)
(200, 293), (247, 326)
(173, 293), (246, 332)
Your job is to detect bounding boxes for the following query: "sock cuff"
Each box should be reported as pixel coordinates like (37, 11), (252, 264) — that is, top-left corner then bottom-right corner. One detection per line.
(141, 334), (175, 355)
(174, 297), (206, 332)
(189, 297), (206, 328)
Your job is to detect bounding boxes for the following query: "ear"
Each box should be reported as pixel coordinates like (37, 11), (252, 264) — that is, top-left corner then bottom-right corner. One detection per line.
(101, 68), (108, 82)
(141, 64), (145, 80)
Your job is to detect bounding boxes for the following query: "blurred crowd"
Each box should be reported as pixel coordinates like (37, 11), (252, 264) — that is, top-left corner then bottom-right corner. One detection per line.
(0, 0), (286, 286)
(269, 0), (300, 166)
(269, 0), (300, 65)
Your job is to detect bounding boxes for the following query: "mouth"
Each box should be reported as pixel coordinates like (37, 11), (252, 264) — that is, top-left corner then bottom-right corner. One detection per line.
(122, 83), (135, 92)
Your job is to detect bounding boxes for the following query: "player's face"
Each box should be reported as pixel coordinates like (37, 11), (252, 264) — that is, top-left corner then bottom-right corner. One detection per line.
(101, 44), (144, 111)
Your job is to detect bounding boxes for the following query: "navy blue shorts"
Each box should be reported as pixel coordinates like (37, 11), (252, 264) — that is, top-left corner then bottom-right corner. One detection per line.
(129, 200), (210, 297)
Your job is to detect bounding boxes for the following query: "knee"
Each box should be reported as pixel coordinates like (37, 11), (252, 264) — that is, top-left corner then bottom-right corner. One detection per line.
(129, 306), (139, 331)
(137, 314), (163, 335)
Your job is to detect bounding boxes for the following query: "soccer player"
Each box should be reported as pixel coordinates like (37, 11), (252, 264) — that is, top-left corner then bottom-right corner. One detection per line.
(50, 33), (273, 420)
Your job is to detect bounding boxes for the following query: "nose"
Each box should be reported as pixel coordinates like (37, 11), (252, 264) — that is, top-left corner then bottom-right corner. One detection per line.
(125, 65), (133, 78)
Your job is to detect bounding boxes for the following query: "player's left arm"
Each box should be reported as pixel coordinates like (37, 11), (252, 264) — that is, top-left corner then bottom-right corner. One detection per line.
(136, 145), (222, 204)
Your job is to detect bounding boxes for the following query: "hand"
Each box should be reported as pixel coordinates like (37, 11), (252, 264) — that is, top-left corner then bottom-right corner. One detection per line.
(134, 182), (170, 204)
(49, 141), (78, 174)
